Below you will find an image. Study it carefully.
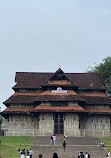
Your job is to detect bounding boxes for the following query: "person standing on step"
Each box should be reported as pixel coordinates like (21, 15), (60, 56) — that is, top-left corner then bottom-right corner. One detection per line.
(53, 134), (56, 145)
(63, 141), (66, 151)
(81, 152), (84, 158)
(85, 152), (90, 158)
(78, 152), (84, 158)
(51, 135), (53, 145)
(107, 150), (110, 158)
(53, 152), (58, 158)
(78, 153), (81, 158)
(29, 149), (34, 158)
(64, 134), (68, 139)
(38, 154), (42, 158)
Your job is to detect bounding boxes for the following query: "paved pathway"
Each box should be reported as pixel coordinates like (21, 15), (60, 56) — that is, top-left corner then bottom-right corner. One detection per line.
(31, 136), (106, 158)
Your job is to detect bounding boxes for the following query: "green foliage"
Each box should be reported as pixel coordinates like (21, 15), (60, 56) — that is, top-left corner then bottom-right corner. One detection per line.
(99, 137), (111, 151)
(87, 56), (111, 96)
(1, 136), (33, 145)
(99, 137), (111, 146)
(0, 136), (33, 158)
(0, 116), (4, 124)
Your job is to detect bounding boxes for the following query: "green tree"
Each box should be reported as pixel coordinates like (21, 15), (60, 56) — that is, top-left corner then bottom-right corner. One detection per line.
(0, 115), (3, 136)
(87, 56), (111, 96)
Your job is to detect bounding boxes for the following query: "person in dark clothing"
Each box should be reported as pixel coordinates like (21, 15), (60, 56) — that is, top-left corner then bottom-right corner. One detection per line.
(38, 154), (42, 158)
(26, 150), (30, 158)
(63, 141), (66, 151)
(21, 149), (25, 158)
(53, 152), (58, 158)
(78, 152), (84, 158)
(27, 150), (29, 155)
(17, 148), (22, 154)
(21, 149), (25, 154)
(78, 153), (81, 158)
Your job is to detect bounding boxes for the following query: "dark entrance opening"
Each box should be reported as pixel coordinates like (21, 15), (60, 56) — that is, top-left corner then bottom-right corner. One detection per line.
(54, 113), (64, 134)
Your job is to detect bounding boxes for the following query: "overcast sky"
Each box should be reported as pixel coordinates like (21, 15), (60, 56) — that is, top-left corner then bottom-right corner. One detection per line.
(0, 0), (111, 111)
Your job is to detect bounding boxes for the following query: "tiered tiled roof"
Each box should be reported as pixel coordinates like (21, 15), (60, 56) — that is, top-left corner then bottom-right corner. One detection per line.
(2, 105), (85, 114)
(13, 71), (106, 90)
(4, 94), (85, 105)
(2, 69), (111, 115)
(33, 105), (85, 112)
(3, 106), (111, 114)
(34, 95), (85, 102)
(3, 107), (33, 114)
(84, 96), (111, 105)
(4, 95), (37, 105)
(86, 108), (111, 114)
(78, 92), (106, 97)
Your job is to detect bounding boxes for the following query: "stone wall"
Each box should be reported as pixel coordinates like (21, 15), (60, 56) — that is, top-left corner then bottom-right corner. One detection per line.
(64, 113), (80, 136)
(79, 115), (111, 137)
(6, 114), (39, 136)
(83, 115), (110, 130)
(1, 119), (8, 136)
(6, 113), (111, 137)
(39, 113), (54, 136)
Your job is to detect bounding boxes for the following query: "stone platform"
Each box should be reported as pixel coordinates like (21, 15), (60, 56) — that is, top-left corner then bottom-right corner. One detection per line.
(31, 136), (106, 158)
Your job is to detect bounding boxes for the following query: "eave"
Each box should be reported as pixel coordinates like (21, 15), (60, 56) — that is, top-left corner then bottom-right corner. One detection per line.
(86, 108), (111, 114)
(33, 105), (85, 113)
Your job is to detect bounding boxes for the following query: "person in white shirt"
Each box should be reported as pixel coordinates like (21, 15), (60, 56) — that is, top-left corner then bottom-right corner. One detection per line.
(64, 134), (68, 139)
(53, 135), (56, 145)
(85, 152), (90, 158)
(29, 149), (34, 158)
(85, 152), (88, 158)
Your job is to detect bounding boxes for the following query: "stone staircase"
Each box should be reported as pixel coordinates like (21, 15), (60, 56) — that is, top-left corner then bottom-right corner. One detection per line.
(31, 136), (106, 158)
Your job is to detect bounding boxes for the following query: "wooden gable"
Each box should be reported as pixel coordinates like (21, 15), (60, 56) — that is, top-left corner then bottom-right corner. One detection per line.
(50, 68), (70, 81)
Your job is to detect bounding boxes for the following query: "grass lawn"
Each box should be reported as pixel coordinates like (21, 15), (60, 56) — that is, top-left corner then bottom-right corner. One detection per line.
(0, 136), (33, 158)
(99, 137), (111, 151)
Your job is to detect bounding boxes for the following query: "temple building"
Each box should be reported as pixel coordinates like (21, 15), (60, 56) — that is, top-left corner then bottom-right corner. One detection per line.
(2, 68), (111, 137)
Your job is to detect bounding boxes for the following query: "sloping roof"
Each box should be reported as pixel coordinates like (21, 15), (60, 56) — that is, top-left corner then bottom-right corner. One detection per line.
(4, 93), (111, 107)
(4, 94), (85, 105)
(34, 95), (85, 102)
(84, 96), (111, 105)
(50, 68), (70, 81)
(78, 92), (106, 97)
(33, 105), (85, 112)
(3, 95), (36, 104)
(2, 107), (33, 114)
(2, 105), (85, 114)
(13, 72), (106, 90)
(3, 107), (111, 114)
(86, 108), (111, 114)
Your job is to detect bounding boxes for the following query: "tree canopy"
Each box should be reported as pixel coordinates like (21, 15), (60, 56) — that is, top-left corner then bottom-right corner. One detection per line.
(87, 56), (111, 96)
(0, 115), (3, 125)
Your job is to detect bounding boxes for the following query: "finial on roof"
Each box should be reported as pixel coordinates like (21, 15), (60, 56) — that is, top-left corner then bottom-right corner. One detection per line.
(59, 65), (61, 69)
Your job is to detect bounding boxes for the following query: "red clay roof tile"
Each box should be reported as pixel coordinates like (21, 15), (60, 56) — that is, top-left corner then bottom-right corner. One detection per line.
(84, 96), (111, 105)
(3, 107), (33, 113)
(13, 72), (106, 90)
(78, 92), (106, 97)
(4, 94), (85, 105)
(86, 108), (111, 113)
(33, 105), (85, 112)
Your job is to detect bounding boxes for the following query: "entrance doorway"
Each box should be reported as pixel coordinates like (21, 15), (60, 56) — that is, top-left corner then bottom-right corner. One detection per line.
(54, 113), (64, 134)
